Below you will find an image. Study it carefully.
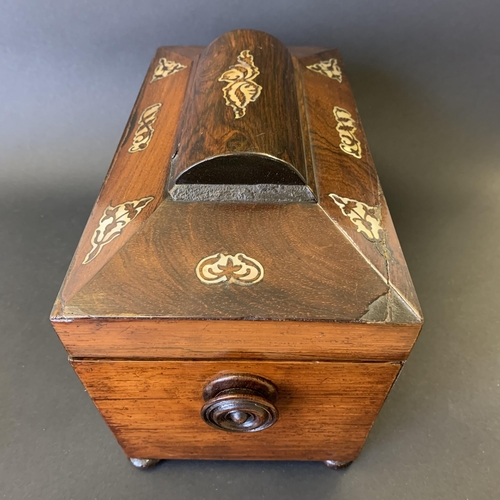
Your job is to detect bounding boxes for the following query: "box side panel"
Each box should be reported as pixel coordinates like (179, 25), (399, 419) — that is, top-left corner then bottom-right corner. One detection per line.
(71, 359), (401, 462)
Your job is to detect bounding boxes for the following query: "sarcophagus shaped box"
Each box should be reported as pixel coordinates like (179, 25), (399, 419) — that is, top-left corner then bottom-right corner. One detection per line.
(50, 29), (423, 469)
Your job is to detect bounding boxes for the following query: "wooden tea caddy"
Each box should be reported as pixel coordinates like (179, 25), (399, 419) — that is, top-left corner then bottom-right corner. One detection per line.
(50, 29), (423, 469)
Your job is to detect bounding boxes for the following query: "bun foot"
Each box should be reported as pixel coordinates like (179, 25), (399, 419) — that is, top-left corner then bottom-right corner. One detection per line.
(129, 458), (162, 469)
(323, 460), (353, 470)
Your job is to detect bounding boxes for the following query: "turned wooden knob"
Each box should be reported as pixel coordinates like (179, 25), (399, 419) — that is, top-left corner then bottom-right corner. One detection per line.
(201, 373), (279, 433)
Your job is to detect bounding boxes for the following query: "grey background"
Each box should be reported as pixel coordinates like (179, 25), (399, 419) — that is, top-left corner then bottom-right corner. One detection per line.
(1, 0), (499, 498)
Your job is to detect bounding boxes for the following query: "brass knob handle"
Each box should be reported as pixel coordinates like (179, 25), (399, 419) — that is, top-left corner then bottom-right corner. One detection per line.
(201, 373), (279, 433)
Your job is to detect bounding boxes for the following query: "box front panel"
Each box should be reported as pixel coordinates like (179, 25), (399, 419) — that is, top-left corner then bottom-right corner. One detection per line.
(72, 359), (401, 462)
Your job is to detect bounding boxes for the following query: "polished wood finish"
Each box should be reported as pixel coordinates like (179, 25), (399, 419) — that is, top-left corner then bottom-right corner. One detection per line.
(201, 373), (279, 433)
(62, 201), (387, 318)
(72, 359), (401, 462)
(298, 49), (422, 317)
(53, 318), (420, 361)
(57, 47), (193, 303)
(168, 30), (313, 202)
(51, 39), (422, 334)
(50, 30), (423, 466)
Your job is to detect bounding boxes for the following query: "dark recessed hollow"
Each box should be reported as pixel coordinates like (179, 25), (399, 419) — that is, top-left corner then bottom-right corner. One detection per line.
(176, 154), (306, 185)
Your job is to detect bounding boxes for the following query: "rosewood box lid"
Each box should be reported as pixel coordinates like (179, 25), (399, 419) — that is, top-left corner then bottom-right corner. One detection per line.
(51, 30), (422, 362)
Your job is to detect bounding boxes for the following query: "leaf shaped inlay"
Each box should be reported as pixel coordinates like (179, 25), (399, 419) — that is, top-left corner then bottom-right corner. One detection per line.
(306, 58), (342, 82)
(329, 194), (382, 241)
(150, 58), (187, 83)
(83, 196), (154, 264)
(128, 103), (162, 153)
(333, 106), (362, 159)
(218, 50), (262, 119)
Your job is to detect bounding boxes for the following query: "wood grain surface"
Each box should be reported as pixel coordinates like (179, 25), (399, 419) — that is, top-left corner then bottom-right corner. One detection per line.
(64, 201), (388, 319)
(72, 359), (401, 461)
(51, 37), (422, 361)
(168, 30), (310, 195)
(297, 49), (422, 318)
(49, 34), (424, 466)
(57, 47), (194, 303)
(53, 318), (421, 361)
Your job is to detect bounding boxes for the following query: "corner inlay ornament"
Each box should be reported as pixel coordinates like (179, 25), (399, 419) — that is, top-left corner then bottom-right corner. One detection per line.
(128, 103), (162, 153)
(333, 106), (362, 159)
(196, 253), (264, 285)
(83, 196), (154, 264)
(306, 58), (342, 82)
(329, 194), (383, 242)
(150, 58), (187, 83)
(218, 50), (262, 119)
